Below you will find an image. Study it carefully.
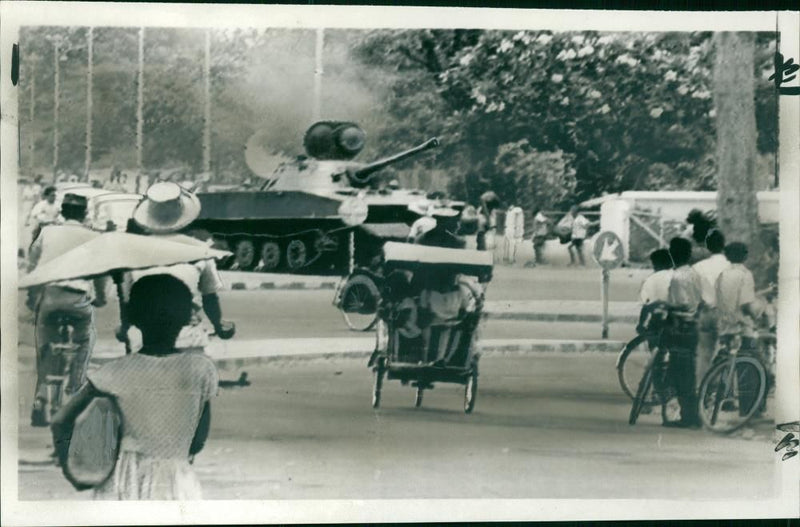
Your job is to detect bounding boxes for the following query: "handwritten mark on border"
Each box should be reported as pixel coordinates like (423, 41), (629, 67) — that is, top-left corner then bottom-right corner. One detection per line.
(775, 421), (800, 461)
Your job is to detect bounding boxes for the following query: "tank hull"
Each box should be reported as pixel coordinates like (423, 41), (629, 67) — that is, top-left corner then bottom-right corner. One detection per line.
(188, 190), (416, 275)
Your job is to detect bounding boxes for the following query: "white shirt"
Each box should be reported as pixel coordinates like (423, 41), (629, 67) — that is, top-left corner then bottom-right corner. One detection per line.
(504, 207), (525, 240)
(532, 212), (549, 237)
(640, 269), (673, 304)
(715, 263), (756, 335)
(27, 200), (60, 227)
(668, 265), (704, 315)
(572, 214), (590, 239)
(692, 253), (730, 306)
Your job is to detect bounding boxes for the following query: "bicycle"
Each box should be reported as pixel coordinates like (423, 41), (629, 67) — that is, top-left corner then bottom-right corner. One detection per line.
(627, 335), (679, 425)
(617, 302), (668, 400)
(35, 313), (81, 427)
(696, 331), (769, 433)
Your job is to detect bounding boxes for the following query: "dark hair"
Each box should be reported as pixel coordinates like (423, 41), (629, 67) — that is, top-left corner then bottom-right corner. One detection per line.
(649, 248), (673, 271)
(60, 204), (87, 222)
(705, 229), (725, 253)
(686, 209), (716, 245)
(724, 242), (749, 264)
(669, 237), (693, 267)
(128, 274), (193, 350)
(43, 186), (56, 196)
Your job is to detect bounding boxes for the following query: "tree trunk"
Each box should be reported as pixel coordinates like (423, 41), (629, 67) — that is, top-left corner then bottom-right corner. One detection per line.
(713, 32), (760, 255)
(53, 40), (60, 178)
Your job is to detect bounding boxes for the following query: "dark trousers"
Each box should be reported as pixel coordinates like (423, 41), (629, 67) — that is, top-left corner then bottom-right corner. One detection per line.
(665, 320), (698, 424)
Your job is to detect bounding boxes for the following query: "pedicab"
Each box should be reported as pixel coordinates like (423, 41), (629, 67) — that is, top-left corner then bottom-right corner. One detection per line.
(368, 242), (493, 413)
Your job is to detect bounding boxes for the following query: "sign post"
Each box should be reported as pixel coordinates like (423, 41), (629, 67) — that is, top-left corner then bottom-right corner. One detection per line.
(592, 231), (625, 339)
(338, 195), (369, 275)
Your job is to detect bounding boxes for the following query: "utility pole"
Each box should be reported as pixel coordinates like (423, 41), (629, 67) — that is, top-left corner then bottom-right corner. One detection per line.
(53, 38), (60, 178)
(28, 54), (37, 175)
(203, 28), (212, 175)
(136, 27), (144, 172)
(85, 27), (94, 181)
(313, 28), (324, 122)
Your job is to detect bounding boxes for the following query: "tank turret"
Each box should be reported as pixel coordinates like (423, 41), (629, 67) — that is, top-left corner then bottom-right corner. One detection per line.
(190, 122), (459, 274)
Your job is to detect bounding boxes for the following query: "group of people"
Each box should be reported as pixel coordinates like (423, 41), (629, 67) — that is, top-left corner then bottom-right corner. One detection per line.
(638, 227), (768, 429)
(27, 181), (234, 499)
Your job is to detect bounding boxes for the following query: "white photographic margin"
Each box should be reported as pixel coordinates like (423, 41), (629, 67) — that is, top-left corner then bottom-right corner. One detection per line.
(1, 3), (798, 525)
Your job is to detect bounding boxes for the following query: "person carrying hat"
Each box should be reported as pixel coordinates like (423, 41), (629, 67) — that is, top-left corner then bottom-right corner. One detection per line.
(122, 182), (235, 354)
(28, 193), (109, 427)
(414, 204), (466, 249)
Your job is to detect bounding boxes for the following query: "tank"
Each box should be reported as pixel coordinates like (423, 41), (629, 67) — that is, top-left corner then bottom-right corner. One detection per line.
(188, 122), (466, 275)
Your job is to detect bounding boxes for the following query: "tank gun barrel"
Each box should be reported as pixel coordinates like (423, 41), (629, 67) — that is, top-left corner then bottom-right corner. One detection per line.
(345, 137), (440, 187)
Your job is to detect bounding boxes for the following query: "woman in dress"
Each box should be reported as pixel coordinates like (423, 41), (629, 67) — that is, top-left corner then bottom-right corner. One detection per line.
(52, 274), (218, 500)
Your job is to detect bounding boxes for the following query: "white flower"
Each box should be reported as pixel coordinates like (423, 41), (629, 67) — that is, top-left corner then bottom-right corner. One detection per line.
(571, 35), (585, 45)
(560, 97), (570, 106)
(692, 90), (711, 100)
(536, 33), (553, 45)
(588, 89), (602, 99)
(578, 45), (595, 57)
(557, 48), (577, 60)
(615, 54), (639, 67)
(678, 85), (689, 95)
(471, 88), (487, 105)
(597, 35), (615, 45)
(459, 53), (474, 67)
(650, 107), (664, 118)
(499, 39), (514, 53)
(708, 109), (717, 118)
(600, 104), (611, 114)
(551, 73), (564, 83)
(665, 70), (677, 81)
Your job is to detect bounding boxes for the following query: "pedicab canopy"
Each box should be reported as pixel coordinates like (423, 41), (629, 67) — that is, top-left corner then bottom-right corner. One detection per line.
(382, 242), (493, 281)
(18, 232), (231, 289)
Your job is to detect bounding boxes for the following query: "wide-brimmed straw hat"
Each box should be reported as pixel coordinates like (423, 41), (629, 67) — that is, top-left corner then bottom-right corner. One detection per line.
(132, 182), (201, 234)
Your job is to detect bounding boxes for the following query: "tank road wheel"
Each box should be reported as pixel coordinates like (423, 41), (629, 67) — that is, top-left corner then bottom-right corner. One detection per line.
(286, 239), (308, 270)
(260, 241), (281, 271)
(234, 239), (257, 271)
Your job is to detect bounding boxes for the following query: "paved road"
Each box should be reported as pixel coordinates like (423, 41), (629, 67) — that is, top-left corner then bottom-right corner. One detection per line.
(18, 266), (643, 347)
(18, 353), (776, 501)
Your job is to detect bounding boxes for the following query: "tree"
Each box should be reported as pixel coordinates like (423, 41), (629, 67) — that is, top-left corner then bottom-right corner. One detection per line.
(712, 32), (761, 258)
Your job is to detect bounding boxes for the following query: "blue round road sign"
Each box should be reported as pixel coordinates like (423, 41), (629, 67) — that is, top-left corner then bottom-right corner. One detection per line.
(593, 231), (625, 270)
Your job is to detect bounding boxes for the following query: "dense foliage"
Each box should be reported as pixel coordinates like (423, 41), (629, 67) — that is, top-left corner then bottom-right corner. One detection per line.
(18, 27), (777, 211)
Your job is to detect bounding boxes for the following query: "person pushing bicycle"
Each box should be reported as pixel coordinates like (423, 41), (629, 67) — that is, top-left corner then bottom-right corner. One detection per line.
(28, 193), (108, 427)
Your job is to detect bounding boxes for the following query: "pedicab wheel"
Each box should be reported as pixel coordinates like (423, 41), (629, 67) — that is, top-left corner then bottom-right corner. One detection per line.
(415, 386), (424, 408)
(340, 274), (380, 332)
(372, 358), (385, 409)
(464, 370), (478, 414)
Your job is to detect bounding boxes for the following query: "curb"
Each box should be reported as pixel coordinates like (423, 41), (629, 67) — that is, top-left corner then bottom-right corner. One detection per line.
(16, 339), (626, 372)
(484, 312), (638, 323)
(230, 280), (338, 291)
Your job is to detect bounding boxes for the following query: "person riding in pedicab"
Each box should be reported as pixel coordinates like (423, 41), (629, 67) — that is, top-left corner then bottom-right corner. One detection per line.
(411, 204), (482, 366)
(120, 182), (235, 353)
(28, 193), (108, 427)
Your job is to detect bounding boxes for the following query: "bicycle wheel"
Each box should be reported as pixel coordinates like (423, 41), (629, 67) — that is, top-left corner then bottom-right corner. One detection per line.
(617, 334), (655, 400)
(698, 356), (767, 433)
(629, 366), (654, 425)
(340, 275), (380, 332)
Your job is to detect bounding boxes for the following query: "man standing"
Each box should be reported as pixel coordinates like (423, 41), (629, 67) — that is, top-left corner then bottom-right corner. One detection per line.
(124, 182), (235, 353)
(503, 204), (524, 264)
(26, 186), (60, 244)
(691, 229), (729, 385)
(527, 208), (550, 267)
(28, 194), (107, 426)
(715, 242), (761, 350)
(566, 206), (594, 266)
(664, 237), (703, 428)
